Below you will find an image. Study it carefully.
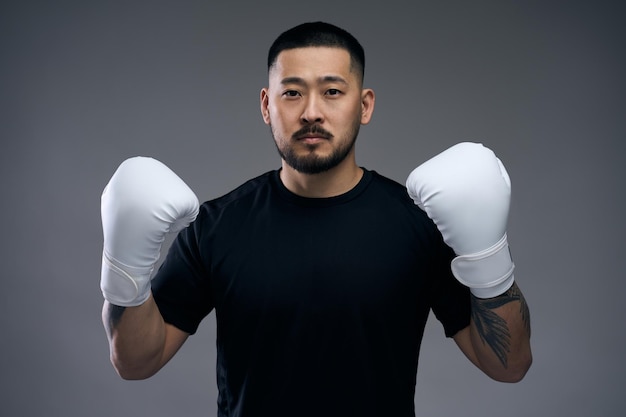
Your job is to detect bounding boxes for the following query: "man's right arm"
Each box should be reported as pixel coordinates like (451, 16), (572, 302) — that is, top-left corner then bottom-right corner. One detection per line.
(99, 156), (199, 379)
(102, 297), (189, 380)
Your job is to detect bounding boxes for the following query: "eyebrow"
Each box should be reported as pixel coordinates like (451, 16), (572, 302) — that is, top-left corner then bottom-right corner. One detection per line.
(280, 75), (349, 86)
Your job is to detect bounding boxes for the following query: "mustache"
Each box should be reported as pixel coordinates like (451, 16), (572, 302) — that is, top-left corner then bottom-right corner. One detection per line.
(292, 124), (333, 140)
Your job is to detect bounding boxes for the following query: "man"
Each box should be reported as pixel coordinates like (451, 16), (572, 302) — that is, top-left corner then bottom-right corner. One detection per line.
(101, 21), (532, 416)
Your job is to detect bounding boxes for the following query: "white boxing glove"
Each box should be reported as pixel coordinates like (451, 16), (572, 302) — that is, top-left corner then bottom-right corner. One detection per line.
(406, 142), (515, 298)
(100, 157), (199, 306)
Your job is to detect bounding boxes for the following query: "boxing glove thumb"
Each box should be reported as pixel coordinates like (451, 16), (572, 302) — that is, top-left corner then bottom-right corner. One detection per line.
(406, 142), (515, 298)
(100, 157), (199, 306)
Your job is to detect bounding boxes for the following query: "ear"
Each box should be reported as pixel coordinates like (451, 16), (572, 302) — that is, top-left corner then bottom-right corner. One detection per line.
(260, 88), (271, 125)
(360, 88), (375, 125)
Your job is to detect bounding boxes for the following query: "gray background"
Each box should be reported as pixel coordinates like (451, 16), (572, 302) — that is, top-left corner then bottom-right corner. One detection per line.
(2, 0), (624, 416)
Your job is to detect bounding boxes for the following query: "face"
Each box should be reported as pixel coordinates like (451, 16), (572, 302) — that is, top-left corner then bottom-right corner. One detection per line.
(260, 47), (374, 175)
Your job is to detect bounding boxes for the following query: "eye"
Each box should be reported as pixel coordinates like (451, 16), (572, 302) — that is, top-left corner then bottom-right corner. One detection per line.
(282, 90), (301, 98)
(326, 88), (342, 96)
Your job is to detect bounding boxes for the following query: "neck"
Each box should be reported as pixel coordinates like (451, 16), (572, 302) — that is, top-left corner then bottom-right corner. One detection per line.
(280, 157), (363, 198)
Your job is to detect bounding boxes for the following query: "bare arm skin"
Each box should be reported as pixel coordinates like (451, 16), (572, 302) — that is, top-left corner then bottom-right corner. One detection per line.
(102, 295), (189, 380)
(454, 282), (532, 383)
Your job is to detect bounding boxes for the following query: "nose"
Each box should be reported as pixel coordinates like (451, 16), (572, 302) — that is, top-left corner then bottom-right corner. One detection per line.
(301, 95), (324, 124)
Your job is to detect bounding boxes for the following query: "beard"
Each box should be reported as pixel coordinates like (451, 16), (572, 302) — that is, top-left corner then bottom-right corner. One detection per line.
(271, 119), (361, 175)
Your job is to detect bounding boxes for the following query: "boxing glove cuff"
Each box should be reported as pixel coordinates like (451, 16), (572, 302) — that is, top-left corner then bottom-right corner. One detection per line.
(101, 250), (152, 307)
(451, 234), (515, 299)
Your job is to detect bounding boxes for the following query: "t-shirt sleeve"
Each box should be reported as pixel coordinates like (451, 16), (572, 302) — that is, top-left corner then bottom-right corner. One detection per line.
(428, 233), (471, 338)
(151, 206), (214, 335)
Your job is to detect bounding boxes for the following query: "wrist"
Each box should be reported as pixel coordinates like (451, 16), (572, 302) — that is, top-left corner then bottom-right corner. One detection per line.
(451, 234), (515, 299)
(101, 251), (153, 307)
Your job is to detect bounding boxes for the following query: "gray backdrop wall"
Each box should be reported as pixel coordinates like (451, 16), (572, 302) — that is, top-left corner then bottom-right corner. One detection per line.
(2, 0), (624, 416)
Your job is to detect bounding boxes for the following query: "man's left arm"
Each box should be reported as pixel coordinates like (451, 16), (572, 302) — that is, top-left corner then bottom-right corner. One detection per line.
(406, 142), (532, 382)
(454, 282), (532, 382)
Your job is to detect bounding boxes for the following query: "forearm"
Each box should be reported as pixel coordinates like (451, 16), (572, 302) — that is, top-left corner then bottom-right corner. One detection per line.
(465, 282), (532, 382)
(102, 295), (168, 380)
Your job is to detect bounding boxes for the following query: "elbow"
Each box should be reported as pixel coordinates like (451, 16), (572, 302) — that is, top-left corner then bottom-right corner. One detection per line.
(489, 353), (533, 383)
(491, 367), (529, 384)
(110, 354), (160, 381)
(106, 335), (167, 380)
(115, 367), (154, 381)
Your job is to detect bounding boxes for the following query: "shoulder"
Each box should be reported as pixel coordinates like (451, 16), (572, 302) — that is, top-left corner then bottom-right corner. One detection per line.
(181, 171), (278, 244)
(365, 169), (419, 206)
(364, 169), (442, 234)
(200, 171), (276, 213)
(367, 170), (406, 192)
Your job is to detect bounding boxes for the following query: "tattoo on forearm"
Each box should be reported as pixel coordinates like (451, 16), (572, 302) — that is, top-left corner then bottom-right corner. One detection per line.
(512, 283), (531, 337)
(471, 282), (531, 368)
(471, 297), (511, 367)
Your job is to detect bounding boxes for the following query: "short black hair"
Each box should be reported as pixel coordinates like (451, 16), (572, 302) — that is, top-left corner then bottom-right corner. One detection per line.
(267, 21), (365, 82)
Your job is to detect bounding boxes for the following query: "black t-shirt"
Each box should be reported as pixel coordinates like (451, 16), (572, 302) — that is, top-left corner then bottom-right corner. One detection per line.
(152, 169), (470, 417)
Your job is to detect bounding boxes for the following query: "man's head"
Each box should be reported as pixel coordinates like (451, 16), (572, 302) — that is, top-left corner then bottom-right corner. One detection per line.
(261, 22), (374, 176)
(267, 21), (366, 88)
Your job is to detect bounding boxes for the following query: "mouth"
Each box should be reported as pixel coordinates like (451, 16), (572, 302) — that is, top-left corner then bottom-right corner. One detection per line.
(292, 125), (333, 142)
(297, 136), (329, 145)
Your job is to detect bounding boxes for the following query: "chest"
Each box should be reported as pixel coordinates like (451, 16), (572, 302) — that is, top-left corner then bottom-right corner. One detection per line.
(206, 201), (435, 320)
